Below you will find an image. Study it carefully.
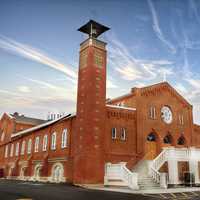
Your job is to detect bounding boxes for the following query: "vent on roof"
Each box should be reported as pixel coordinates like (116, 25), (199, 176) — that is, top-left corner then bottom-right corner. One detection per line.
(13, 112), (19, 116)
(47, 112), (66, 121)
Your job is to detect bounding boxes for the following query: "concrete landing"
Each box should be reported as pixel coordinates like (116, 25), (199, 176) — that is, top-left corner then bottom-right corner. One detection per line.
(81, 184), (200, 194)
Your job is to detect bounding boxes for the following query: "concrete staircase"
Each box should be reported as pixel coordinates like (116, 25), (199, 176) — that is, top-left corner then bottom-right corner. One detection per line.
(132, 160), (160, 190)
(138, 176), (160, 190)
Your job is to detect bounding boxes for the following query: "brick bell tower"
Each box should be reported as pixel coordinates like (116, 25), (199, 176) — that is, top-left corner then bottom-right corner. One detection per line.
(73, 20), (110, 184)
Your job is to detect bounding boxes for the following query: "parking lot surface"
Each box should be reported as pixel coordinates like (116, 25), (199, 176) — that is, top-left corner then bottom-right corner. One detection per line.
(1, 180), (200, 200)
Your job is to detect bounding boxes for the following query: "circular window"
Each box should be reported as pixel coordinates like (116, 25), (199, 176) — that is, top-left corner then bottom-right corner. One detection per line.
(161, 106), (173, 124)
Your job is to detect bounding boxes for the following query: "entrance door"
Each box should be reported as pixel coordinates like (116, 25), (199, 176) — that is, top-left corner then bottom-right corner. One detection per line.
(178, 161), (189, 183)
(145, 141), (157, 160)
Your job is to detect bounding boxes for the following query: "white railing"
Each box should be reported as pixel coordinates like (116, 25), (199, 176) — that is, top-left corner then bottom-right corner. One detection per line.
(152, 148), (167, 170)
(104, 162), (139, 190)
(149, 147), (200, 188)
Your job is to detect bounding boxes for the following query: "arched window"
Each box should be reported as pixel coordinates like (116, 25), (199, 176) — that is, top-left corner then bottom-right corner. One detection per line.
(15, 142), (19, 156)
(163, 134), (172, 144)
(35, 137), (40, 152)
(27, 139), (32, 154)
(51, 163), (64, 183)
(51, 132), (57, 150)
(34, 164), (42, 181)
(21, 141), (26, 155)
(43, 135), (48, 151)
(147, 133), (156, 141)
(177, 135), (185, 145)
(61, 129), (68, 148)
(10, 144), (14, 157)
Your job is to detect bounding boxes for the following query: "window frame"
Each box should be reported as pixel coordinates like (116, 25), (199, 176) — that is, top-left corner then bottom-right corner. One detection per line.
(121, 128), (126, 141)
(10, 143), (14, 157)
(27, 139), (32, 154)
(51, 132), (57, 150)
(149, 106), (156, 119)
(179, 114), (184, 125)
(5, 145), (8, 158)
(42, 135), (48, 151)
(15, 142), (19, 156)
(111, 128), (117, 139)
(61, 129), (68, 149)
(34, 136), (40, 152)
(21, 140), (26, 155)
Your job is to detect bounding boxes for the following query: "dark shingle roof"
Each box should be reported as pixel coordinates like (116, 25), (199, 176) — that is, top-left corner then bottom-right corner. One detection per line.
(10, 112), (47, 126)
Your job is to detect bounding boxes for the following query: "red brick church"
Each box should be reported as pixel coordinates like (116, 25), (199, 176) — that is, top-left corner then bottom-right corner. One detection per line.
(1, 20), (200, 189)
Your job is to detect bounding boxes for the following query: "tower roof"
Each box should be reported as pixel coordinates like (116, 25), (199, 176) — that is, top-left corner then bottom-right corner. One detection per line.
(78, 20), (110, 38)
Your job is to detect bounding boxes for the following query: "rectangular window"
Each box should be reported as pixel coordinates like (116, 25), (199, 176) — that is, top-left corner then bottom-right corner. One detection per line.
(111, 128), (117, 139)
(149, 106), (156, 119)
(51, 132), (57, 150)
(5, 145), (8, 158)
(34, 137), (40, 152)
(21, 141), (26, 155)
(121, 128), (126, 140)
(10, 144), (14, 157)
(27, 139), (32, 154)
(43, 135), (48, 151)
(15, 142), (19, 156)
(179, 114), (184, 125)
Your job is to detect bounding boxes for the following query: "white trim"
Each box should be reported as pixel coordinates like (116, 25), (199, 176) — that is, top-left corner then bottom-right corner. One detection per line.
(15, 142), (19, 156)
(21, 140), (26, 155)
(5, 113), (14, 119)
(34, 136), (40, 152)
(42, 135), (48, 151)
(11, 113), (76, 138)
(61, 129), (68, 149)
(51, 132), (57, 150)
(106, 104), (136, 111)
(51, 162), (65, 183)
(27, 139), (32, 154)
(10, 143), (14, 157)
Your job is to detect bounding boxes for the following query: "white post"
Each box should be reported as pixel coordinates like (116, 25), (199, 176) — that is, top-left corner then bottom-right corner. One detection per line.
(189, 147), (199, 184)
(160, 173), (168, 188)
(167, 147), (179, 185)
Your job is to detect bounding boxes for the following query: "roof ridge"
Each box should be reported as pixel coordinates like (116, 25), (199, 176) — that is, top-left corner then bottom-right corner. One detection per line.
(11, 113), (76, 138)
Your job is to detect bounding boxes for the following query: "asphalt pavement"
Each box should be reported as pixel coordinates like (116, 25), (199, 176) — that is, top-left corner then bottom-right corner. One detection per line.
(0, 180), (200, 200)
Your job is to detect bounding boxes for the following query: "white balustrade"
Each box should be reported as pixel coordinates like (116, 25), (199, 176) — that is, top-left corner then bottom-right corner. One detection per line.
(105, 147), (200, 190)
(150, 147), (200, 187)
(104, 162), (139, 190)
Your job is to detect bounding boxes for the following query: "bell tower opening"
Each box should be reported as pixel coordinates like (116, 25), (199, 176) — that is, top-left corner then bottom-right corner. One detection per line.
(73, 20), (110, 184)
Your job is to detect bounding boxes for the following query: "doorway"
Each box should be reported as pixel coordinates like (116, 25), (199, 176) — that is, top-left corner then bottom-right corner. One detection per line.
(145, 132), (158, 160)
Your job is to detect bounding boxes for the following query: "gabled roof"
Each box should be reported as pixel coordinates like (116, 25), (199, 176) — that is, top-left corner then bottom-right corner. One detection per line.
(107, 82), (192, 108)
(11, 113), (76, 138)
(10, 112), (47, 125)
(140, 82), (192, 107)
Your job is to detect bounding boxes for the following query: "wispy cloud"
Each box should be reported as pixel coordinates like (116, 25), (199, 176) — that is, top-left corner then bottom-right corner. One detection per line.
(106, 32), (174, 82)
(189, 0), (200, 23)
(21, 76), (60, 90)
(147, 0), (176, 53)
(0, 35), (77, 79)
(17, 86), (31, 93)
(107, 79), (118, 89)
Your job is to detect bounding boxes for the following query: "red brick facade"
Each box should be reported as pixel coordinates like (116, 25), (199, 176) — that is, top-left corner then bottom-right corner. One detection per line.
(0, 25), (200, 185)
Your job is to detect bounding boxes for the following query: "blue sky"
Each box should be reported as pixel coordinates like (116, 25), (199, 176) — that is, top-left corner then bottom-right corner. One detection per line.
(1, 0), (200, 123)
